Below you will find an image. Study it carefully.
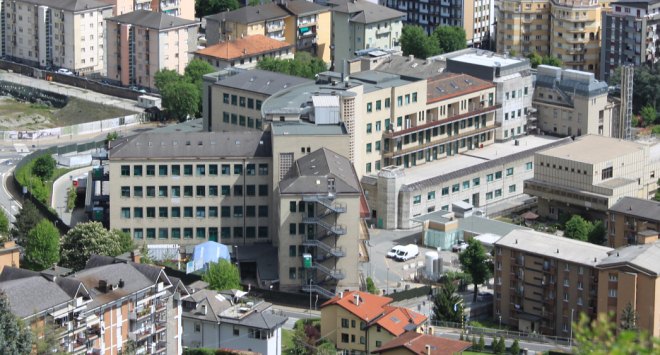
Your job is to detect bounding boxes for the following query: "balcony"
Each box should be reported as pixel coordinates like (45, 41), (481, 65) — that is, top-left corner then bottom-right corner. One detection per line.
(267, 21), (285, 32)
(129, 307), (152, 322)
(382, 125), (494, 159)
(129, 327), (153, 342)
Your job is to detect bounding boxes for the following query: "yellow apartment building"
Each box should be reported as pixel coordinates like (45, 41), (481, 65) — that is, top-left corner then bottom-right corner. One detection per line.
(607, 196), (660, 248)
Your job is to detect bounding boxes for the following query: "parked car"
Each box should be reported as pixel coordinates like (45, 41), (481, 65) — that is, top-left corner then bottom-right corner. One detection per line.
(57, 68), (73, 75)
(394, 244), (419, 261)
(452, 240), (468, 252)
(387, 245), (404, 258)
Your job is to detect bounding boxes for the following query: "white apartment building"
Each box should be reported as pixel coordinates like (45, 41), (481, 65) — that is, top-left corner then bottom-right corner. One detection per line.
(4, 0), (114, 74)
(112, 0), (195, 20)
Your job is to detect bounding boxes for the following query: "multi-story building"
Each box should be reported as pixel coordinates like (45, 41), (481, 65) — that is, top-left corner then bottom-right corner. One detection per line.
(202, 69), (312, 132)
(325, 0), (404, 69)
(496, 0), (607, 73)
(0, 240), (19, 273)
(0, 253), (189, 354)
(181, 286), (288, 353)
(524, 134), (660, 220)
(111, 0), (195, 20)
(320, 291), (427, 354)
(607, 196), (660, 248)
(445, 49), (534, 141)
(194, 34), (294, 70)
(533, 65), (618, 137)
(108, 131), (273, 246)
(494, 229), (613, 336)
(4, 0), (114, 74)
(382, 0), (493, 47)
(105, 10), (198, 89)
(205, 0), (332, 63)
(600, 0), (660, 82)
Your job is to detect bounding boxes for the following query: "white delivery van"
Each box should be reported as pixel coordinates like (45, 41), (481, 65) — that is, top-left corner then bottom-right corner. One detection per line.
(394, 244), (419, 261)
(387, 245), (404, 258)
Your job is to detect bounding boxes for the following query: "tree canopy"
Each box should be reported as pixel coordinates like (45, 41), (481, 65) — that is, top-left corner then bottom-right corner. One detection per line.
(0, 292), (33, 354)
(60, 222), (134, 271)
(256, 52), (327, 79)
(400, 25), (439, 59)
(11, 200), (42, 245)
(202, 260), (241, 291)
(184, 59), (215, 86)
(588, 221), (607, 246)
(31, 154), (56, 181)
(433, 26), (467, 54)
(564, 215), (592, 241)
(640, 104), (657, 127)
(0, 210), (9, 241)
(458, 239), (491, 302)
(161, 80), (200, 122)
(432, 282), (464, 323)
(25, 220), (60, 271)
(526, 52), (563, 68)
(195, 0), (239, 18)
(573, 312), (659, 354)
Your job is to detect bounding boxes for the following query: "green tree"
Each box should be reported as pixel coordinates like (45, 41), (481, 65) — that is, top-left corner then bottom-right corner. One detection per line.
(195, 0), (240, 18)
(105, 131), (119, 144)
(527, 52), (542, 68)
(366, 277), (377, 294)
(0, 210), (9, 241)
(256, 52), (326, 79)
(11, 200), (42, 245)
(655, 179), (660, 201)
(433, 26), (466, 54)
(25, 220), (60, 271)
(400, 25), (439, 59)
(432, 282), (463, 323)
(184, 59), (215, 85)
(477, 334), (485, 351)
(31, 154), (56, 181)
(542, 55), (563, 67)
(66, 187), (77, 212)
(495, 336), (506, 354)
(490, 337), (498, 351)
(588, 221), (607, 245)
(640, 104), (657, 126)
(33, 321), (66, 355)
(564, 215), (593, 241)
(202, 259), (241, 291)
(60, 222), (134, 271)
(573, 312), (659, 355)
(154, 69), (181, 93)
(161, 80), (200, 122)
(0, 292), (33, 354)
(620, 302), (639, 330)
(510, 339), (520, 355)
(248, 0), (262, 5)
(459, 239), (492, 302)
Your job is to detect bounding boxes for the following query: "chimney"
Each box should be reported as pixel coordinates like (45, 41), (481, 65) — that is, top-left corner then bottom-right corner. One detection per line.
(408, 54), (414, 62)
(354, 294), (360, 306)
(201, 304), (208, 315)
(339, 292), (343, 299)
(118, 279), (125, 288)
(425, 345), (432, 355)
(130, 249), (141, 264)
(98, 280), (108, 292)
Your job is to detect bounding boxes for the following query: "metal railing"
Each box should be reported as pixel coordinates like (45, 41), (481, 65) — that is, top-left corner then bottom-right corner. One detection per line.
(302, 284), (335, 299)
(302, 239), (345, 257)
(312, 263), (344, 280)
(430, 320), (572, 346)
(303, 195), (347, 213)
(301, 217), (346, 235)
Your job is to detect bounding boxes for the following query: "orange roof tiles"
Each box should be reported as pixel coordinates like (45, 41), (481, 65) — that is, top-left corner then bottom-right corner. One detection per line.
(321, 291), (393, 322)
(373, 331), (472, 355)
(376, 306), (427, 336)
(426, 72), (495, 104)
(195, 35), (292, 61)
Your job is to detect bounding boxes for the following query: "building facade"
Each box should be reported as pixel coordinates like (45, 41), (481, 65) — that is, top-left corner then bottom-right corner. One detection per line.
(494, 229), (613, 336)
(607, 196), (660, 248)
(533, 65), (618, 137)
(326, 0), (404, 69)
(194, 34), (294, 70)
(112, 0), (195, 20)
(382, 0), (493, 47)
(4, 0), (114, 74)
(600, 0), (660, 82)
(524, 134), (660, 221)
(106, 10), (197, 89)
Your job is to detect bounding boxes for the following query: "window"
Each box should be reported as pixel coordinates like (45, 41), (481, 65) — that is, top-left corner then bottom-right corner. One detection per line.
(184, 186), (193, 197)
(121, 186), (130, 197)
(473, 177), (480, 186)
(146, 165), (155, 176)
(366, 143), (372, 153)
(375, 121), (381, 132)
(209, 185), (218, 196)
(486, 192), (493, 200)
(609, 289), (617, 298)
(376, 100), (381, 110)
(209, 206), (218, 218)
(196, 164), (205, 176)
(196, 186), (205, 197)
(196, 207), (206, 218)
(159, 186), (168, 197)
(259, 185), (269, 196)
(221, 206), (230, 217)
(146, 228), (156, 239)
(506, 167), (514, 176)
(221, 185), (231, 196)
(146, 186), (155, 197)
(246, 205), (256, 217)
(290, 201), (297, 212)
(376, 341), (382, 347)
(526, 162), (533, 171)
(183, 164), (193, 176)
(341, 333), (349, 343)
(258, 164), (269, 175)
(133, 165), (143, 176)
(259, 205), (268, 217)
(121, 208), (130, 218)
(413, 195), (421, 204)
(121, 165), (130, 176)
(172, 165), (180, 176)
(452, 184), (460, 193)
(158, 165), (168, 176)
(234, 164), (243, 175)
(146, 207), (155, 218)
(609, 274), (618, 282)
(463, 180), (470, 189)
(366, 123), (372, 133)
(487, 174), (494, 182)
(427, 191), (435, 200)
(234, 185), (243, 196)
(171, 207), (181, 218)
(495, 189), (502, 197)
(442, 187), (449, 196)
(412, 92), (418, 102)
(495, 171), (502, 179)
(246, 164), (256, 175)
(221, 164), (231, 175)
(385, 98), (391, 108)
(602, 167), (613, 180)
(509, 184), (516, 193)
(184, 207), (193, 218)
(289, 267), (297, 280)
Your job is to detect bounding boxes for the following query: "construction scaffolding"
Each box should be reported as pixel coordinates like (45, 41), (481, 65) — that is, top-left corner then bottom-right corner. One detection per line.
(617, 65), (634, 140)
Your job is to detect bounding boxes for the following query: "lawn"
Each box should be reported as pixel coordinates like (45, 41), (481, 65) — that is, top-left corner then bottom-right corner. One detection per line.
(281, 329), (295, 354)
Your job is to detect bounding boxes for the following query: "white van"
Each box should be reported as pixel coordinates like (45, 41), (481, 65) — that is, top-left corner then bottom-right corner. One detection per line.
(387, 245), (404, 258)
(394, 244), (419, 261)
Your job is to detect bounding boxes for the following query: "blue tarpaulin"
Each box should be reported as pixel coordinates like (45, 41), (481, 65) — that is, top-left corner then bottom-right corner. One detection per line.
(189, 241), (231, 273)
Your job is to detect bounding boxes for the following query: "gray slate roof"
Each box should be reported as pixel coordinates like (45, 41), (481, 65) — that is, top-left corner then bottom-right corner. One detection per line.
(328, 0), (404, 23)
(374, 55), (446, 79)
(206, 2), (289, 24)
(282, 0), (329, 15)
(20, 0), (112, 11)
(279, 148), (361, 194)
(108, 10), (198, 30)
(598, 243), (660, 276)
(214, 69), (313, 96)
(609, 196), (660, 222)
(109, 131), (272, 159)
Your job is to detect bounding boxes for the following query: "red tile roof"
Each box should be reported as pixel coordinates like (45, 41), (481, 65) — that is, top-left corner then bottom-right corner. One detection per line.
(376, 306), (427, 336)
(321, 291), (393, 322)
(195, 34), (292, 60)
(373, 331), (472, 355)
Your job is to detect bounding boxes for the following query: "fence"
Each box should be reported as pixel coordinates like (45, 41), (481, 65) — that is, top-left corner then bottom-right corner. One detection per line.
(431, 320), (571, 346)
(0, 114), (143, 141)
(388, 285), (432, 302)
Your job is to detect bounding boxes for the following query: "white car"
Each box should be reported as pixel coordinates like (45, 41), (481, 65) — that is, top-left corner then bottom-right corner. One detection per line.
(57, 68), (73, 75)
(387, 245), (404, 258)
(452, 240), (469, 252)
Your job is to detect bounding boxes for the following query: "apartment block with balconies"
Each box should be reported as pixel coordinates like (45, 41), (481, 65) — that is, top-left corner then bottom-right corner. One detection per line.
(497, 0), (552, 57)
(111, 0), (195, 20)
(494, 229), (613, 336)
(607, 196), (660, 248)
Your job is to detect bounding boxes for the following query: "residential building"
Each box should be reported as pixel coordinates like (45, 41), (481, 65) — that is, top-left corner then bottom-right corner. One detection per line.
(111, 0), (195, 20)
(363, 135), (570, 229)
(277, 147), (368, 295)
(202, 69), (313, 132)
(524, 135), (660, 221)
(0, 241), (19, 273)
(607, 196), (660, 248)
(372, 331), (472, 355)
(106, 10), (198, 89)
(444, 49), (534, 141)
(205, 0), (332, 63)
(108, 131), (274, 246)
(596, 240), (660, 337)
(320, 291), (427, 354)
(194, 34), (294, 70)
(4, 0), (114, 74)
(533, 65), (618, 137)
(0, 254), (189, 354)
(351, 52), (446, 80)
(600, 0), (660, 82)
(181, 286), (287, 353)
(381, 0), (493, 47)
(496, 0), (607, 73)
(325, 0), (404, 69)
(494, 229), (613, 336)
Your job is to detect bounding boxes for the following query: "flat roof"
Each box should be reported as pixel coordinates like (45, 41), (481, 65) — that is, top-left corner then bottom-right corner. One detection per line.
(447, 53), (523, 68)
(538, 135), (647, 164)
(212, 69), (313, 96)
(397, 135), (568, 191)
(459, 216), (531, 237)
(496, 229), (613, 266)
(270, 121), (347, 136)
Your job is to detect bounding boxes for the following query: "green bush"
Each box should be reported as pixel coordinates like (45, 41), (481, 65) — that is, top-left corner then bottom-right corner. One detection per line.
(366, 277), (377, 294)
(66, 187), (77, 212)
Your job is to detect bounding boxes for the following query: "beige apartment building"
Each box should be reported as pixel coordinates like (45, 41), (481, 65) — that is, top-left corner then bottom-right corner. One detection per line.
(497, 0), (608, 73)
(607, 196), (660, 248)
(494, 229), (613, 335)
(106, 10), (197, 89)
(533, 65), (618, 137)
(524, 135), (660, 220)
(112, 0), (195, 20)
(4, 0), (114, 74)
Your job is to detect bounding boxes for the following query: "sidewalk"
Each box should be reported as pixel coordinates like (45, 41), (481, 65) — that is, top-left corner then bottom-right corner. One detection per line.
(51, 166), (93, 227)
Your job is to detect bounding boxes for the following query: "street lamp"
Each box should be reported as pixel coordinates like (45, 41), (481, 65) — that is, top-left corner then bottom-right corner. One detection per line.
(499, 314), (502, 329)
(308, 278), (313, 316)
(386, 266), (390, 295)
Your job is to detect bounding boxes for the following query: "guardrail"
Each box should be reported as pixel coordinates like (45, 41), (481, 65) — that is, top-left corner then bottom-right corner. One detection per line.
(431, 320), (571, 346)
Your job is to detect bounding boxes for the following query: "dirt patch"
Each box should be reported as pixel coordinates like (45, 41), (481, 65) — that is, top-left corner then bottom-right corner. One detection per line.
(0, 96), (134, 130)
